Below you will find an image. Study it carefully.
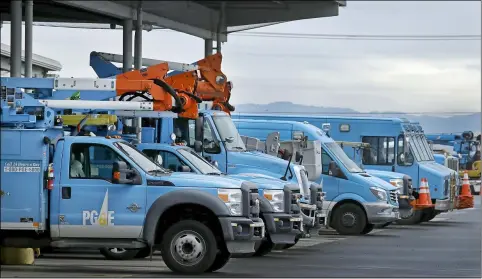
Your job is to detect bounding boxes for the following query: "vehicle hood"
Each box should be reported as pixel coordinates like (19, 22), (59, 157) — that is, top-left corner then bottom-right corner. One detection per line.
(423, 161), (455, 178)
(156, 172), (244, 189)
(228, 150), (292, 179)
(229, 173), (286, 190)
(353, 172), (397, 191)
(365, 169), (405, 180)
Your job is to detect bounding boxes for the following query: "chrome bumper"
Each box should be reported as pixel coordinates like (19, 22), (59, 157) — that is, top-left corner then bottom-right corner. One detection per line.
(434, 199), (451, 212)
(364, 202), (400, 224)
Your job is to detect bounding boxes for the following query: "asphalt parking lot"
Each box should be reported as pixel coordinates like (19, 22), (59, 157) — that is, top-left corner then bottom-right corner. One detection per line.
(2, 197), (481, 278)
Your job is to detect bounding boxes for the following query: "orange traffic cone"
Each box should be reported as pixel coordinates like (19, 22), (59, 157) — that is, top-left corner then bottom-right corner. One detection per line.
(409, 178), (435, 209)
(455, 171), (474, 209)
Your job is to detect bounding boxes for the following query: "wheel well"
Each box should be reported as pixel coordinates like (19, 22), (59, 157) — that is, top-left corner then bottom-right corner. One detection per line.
(154, 203), (226, 250)
(329, 199), (367, 226)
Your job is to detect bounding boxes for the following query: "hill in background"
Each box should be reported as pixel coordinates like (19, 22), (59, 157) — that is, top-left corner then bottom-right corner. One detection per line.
(234, 102), (481, 134)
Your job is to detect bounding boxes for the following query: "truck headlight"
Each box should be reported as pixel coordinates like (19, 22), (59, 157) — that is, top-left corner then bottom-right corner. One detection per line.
(370, 187), (388, 201)
(263, 189), (285, 212)
(218, 188), (243, 216)
(389, 179), (404, 194)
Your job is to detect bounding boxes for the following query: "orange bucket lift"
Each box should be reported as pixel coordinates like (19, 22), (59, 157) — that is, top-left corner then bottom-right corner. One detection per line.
(410, 178), (435, 210)
(455, 171), (474, 209)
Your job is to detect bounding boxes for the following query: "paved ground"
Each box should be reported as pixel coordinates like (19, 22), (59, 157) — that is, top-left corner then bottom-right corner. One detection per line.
(2, 197), (481, 278)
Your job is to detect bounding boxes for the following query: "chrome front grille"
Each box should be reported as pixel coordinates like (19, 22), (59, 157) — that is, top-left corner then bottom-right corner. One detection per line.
(444, 179), (449, 196)
(447, 157), (459, 172)
(389, 190), (398, 204)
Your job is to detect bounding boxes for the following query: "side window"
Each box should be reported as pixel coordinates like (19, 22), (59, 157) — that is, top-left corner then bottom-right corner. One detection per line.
(163, 151), (186, 172)
(203, 120), (221, 154)
(70, 143), (130, 182)
(321, 149), (335, 175)
(142, 149), (163, 166)
(362, 136), (395, 165)
(173, 118), (194, 145)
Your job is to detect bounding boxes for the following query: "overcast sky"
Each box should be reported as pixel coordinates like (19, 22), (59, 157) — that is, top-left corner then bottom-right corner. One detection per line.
(1, 1), (481, 113)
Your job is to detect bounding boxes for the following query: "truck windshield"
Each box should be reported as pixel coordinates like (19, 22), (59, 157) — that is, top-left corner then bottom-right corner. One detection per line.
(178, 148), (222, 175)
(212, 115), (246, 151)
(325, 142), (364, 173)
(114, 142), (169, 175)
(419, 134), (435, 161)
(408, 135), (423, 162)
(410, 135), (431, 162)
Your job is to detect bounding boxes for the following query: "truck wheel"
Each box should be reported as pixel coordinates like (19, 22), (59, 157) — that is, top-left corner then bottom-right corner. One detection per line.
(99, 248), (139, 260)
(394, 208), (423, 225)
(281, 234), (301, 250)
(331, 203), (367, 235)
(135, 247), (152, 259)
(161, 220), (218, 274)
(253, 238), (274, 257)
(420, 209), (437, 222)
(206, 248), (231, 272)
(361, 223), (375, 234)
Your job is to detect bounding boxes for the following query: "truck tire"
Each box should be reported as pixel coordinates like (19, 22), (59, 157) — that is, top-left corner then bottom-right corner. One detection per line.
(206, 248), (231, 272)
(394, 208), (423, 225)
(420, 209), (437, 222)
(135, 247), (152, 259)
(253, 237), (274, 257)
(281, 234), (301, 250)
(361, 223), (375, 234)
(161, 220), (218, 274)
(99, 248), (139, 260)
(331, 203), (367, 235)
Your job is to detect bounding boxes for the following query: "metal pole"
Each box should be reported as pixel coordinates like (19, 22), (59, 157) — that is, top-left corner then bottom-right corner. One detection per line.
(134, 3), (143, 70)
(10, 0), (22, 77)
(134, 2), (143, 142)
(122, 19), (133, 72)
(25, 0), (34, 78)
(216, 2), (226, 54)
(204, 39), (213, 58)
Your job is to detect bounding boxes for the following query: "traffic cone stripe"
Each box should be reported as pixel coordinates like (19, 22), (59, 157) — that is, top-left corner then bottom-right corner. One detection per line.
(455, 171), (474, 209)
(414, 177), (434, 209)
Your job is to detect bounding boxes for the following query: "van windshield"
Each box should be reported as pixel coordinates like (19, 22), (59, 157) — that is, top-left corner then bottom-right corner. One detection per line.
(325, 142), (364, 173)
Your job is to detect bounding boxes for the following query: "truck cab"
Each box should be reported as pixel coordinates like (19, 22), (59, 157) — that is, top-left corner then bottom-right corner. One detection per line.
(230, 118), (400, 235)
(135, 110), (324, 234)
(137, 143), (308, 253)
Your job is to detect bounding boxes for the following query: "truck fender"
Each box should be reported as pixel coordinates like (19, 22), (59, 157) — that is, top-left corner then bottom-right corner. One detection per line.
(142, 189), (231, 246)
(328, 193), (367, 224)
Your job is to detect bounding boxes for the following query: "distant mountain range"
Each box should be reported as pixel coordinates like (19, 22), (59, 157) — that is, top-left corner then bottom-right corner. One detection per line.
(234, 102), (481, 134)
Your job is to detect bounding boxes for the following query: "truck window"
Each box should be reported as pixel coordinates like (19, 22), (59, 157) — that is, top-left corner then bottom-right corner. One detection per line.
(173, 118), (195, 146)
(321, 149), (334, 175)
(70, 143), (130, 182)
(142, 149), (188, 172)
(203, 120), (221, 154)
(361, 136), (395, 165)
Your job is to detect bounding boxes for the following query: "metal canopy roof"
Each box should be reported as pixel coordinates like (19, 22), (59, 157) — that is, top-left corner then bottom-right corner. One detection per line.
(0, 1), (346, 42)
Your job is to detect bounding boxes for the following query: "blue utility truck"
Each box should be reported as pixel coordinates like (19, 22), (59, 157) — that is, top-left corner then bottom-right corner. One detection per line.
(231, 118), (400, 234)
(0, 79), (266, 274)
(427, 131), (480, 170)
(233, 114), (460, 224)
(137, 143), (307, 251)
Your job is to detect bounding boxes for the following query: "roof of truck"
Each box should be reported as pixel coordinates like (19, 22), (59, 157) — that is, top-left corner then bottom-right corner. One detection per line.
(233, 113), (408, 123)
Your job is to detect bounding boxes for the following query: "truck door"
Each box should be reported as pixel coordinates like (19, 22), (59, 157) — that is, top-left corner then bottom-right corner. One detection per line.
(58, 142), (146, 239)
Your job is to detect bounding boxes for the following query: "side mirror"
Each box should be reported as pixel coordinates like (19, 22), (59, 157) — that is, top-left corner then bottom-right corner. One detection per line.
(178, 165), (191, 172)
(112, 161), (141, 185)
(398, 153), (406, 164)
(195, 117), (204, 141)
(194, 140), (203, 152)
(212, 160), (219, 168)
(295, 151), (302, 162)
(224, 136), (235, 143)
(328, 161), (340, 177)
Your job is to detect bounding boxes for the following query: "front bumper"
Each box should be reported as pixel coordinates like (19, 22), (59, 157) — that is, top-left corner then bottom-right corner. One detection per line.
(434, 199), (451, 212)
(365, 202), (400, 224)
(470, 180), (481, 193)
(219, 216), (265, 255)
(263, 212), (302, 244)
(300, 202), (322, 229)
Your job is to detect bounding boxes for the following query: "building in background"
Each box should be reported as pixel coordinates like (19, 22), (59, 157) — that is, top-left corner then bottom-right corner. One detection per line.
(1, 43), (62, 78)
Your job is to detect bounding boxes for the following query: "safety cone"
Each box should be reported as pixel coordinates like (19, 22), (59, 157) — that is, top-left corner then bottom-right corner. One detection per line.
(409, 178), (435, 209)
(455, 171), (474, 209)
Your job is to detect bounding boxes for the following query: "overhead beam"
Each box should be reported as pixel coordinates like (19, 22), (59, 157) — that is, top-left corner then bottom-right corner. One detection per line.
(53, 0), (227, 41)
(225, 1), (342, 27)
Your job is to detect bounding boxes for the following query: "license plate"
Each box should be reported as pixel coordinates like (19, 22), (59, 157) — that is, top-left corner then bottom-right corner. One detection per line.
(290, 217), (302, 222)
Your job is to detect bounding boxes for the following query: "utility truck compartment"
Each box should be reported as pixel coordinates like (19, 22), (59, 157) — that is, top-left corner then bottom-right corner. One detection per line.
(1, 129), (51, 231)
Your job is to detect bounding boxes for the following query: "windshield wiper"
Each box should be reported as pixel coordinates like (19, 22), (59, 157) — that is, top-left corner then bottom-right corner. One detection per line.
(148, 169), (169, 175)
(206, 172), (221, 175)
(231, 146), (245, 150)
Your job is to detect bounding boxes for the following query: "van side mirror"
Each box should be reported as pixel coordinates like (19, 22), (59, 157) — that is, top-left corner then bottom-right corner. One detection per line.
(328, 161), (341, 177)
(178, 165), (191, 172)
(194, 140), (203, 152)
(112, 161), (141, 185)
(195, 117), (204, 141)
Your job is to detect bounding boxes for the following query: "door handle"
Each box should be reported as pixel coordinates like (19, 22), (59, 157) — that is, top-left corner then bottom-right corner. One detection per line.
(62, 187), (71, 199)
